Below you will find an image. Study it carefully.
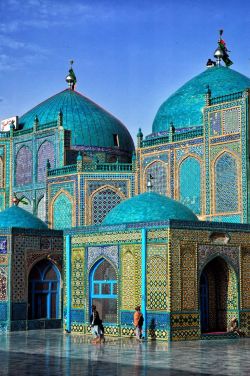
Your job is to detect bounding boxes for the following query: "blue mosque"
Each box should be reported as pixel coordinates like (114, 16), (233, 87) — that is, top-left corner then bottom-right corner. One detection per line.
(0, 36), (249, 341)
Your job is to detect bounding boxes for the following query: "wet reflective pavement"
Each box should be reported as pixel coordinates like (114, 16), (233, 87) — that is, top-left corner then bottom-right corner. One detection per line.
(0, 330), (249, 375)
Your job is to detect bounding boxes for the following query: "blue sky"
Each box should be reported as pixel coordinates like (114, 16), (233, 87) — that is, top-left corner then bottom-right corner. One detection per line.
(0, 0), (250, 140)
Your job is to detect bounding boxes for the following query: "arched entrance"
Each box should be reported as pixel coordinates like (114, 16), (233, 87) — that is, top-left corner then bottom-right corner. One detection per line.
(28, 259), (60, 320)
(90, 259), (117, 323)
(199, 256), (238, 333)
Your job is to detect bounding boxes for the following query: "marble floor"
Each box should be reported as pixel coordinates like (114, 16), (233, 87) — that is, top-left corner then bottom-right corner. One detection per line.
(0, 330), (249, 375)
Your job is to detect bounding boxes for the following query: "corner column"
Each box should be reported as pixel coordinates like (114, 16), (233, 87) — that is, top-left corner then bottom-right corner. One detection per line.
(66, 235), (71, 333)
(141, 228), (147, 339)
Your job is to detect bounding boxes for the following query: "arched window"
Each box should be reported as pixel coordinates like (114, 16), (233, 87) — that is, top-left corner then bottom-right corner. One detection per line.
(0, 157), (4, 188)
(37, 196), (45, 222)
(90, 259), (117, 323)
(147, 256), (167, 310)
(215, 153), (238, 213)
(144, 161), (167, 195)
(37, 141), (55, 182)
(179, 157), (201, 214)
(16, 146), (32, 185)
(53, 193), (72, 229)
(92, 188), (122, 224)
(28, 259), (60, 319)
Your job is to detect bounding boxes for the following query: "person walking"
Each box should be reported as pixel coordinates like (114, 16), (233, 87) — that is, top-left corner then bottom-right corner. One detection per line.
(90, 305), (101, 344)
(134, 305), (144, 342)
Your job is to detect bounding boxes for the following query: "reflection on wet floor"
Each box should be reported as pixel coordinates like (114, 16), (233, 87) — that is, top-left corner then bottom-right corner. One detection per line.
(0, 329), (249, 375)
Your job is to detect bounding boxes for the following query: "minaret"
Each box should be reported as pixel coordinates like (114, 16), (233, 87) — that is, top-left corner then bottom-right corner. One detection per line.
(65, 60), (77, 90)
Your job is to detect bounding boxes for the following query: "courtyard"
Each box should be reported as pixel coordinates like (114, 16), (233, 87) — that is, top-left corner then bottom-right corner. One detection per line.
(0, 330), (249, 375)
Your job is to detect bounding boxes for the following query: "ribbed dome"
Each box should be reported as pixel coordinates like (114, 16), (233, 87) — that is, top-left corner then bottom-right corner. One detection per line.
(102, 192), (198, 225)
(152, 66), (250, 133)
(0, 206), (48, 229)
(19, 89), (134, 153)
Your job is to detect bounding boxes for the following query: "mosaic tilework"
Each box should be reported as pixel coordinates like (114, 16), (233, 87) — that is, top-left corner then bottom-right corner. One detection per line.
(240, 248), (250, 309)
(37, 141), (55, 182)
(91, 188), (122, 225)
(87, 245), (118, 269)
(53, 193), (73, 229)
(240, 311), (250, 336)
(0, 237), (7, 254)
(214, 153), (238, 213)
(0, 267), (7, 300)
(222, 107), (240, 134)
(121, 245), (141, 310)
(171, 328), (200, 341)
(198, 245), (239, 274)
(180, 244), (197, 310)
(179, 157), (201, 214)
(147, 256), (167, 310)
(121, 252), (136, 310)
(15, 146), (32, 185)
(87, 180), (128, 196)
(72, 249), (85, 309)
(144, 161), (167, 195)
(209, 111), (221, 136)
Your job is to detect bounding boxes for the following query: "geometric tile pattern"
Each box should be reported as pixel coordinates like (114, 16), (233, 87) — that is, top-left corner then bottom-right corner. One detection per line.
(180, 244), (197, 310)
(0, 267), (7, 301)
(15, 146), (32, 185)
(222, 107), (240, 134)
(215, 153), (238, 213)
(121, 245), (141, 310)
(0, 302), (7, 320)
(72, 249), (85, 309)
(121, 251), (137, 310)
(92, 188), (122, 225)
(53, 193), (72, 230)
(147, 256), (167, 310)
(87, 245), (118, 270)
(179, 157), (201, 214)
(241, 248), (250, 309)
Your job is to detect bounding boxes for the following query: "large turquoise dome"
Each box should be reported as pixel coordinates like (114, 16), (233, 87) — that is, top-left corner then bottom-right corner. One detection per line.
(0, 206), (48, 229)
(19, 89), (134, 153)
(102, 192), (198, 225)
(153, 66), (250, 133)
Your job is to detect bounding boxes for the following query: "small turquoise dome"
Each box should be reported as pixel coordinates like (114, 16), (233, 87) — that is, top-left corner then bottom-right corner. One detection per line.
(153, 66), (250, 133)
(0, 206), (48, 229)
(102, 192), (198, 225)
(19, 89), (134, 153)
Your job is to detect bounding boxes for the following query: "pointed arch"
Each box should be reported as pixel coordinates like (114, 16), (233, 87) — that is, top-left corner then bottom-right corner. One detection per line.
(15, 146), (32, 185)
(89, 258), (118, 324)
(178, 155), (202, 215)
(28, 259), (61, 320)
(143, 160), (168, 195)
(199, 256), (238, 333)
(37, 141), (55, 182)
(51, 190), (74, 229)
(89, 185), (126, 225)
(213, 151), (239, 213)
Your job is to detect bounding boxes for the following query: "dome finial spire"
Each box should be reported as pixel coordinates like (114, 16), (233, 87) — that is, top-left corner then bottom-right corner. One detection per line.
(214, 30), (233, 67)
(65, 60), (77, 90)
